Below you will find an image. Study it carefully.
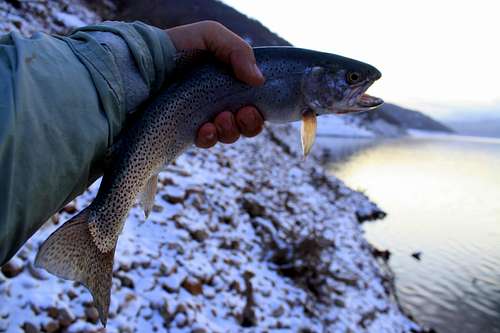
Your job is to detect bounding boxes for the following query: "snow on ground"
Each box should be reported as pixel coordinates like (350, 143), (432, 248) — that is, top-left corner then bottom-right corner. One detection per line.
(0, 126), (419, 333)
(0, 2), (421, 332)
(0, 0), (100, 35)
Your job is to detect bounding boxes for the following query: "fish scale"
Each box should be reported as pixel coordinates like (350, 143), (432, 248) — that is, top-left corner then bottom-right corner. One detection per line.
(34, 46), (383, 326)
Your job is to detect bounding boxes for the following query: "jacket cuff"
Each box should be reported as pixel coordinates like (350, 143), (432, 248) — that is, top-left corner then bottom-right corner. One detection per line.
(59, 21), (177, 145)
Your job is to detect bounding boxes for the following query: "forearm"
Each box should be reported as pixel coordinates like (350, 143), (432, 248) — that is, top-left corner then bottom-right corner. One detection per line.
(0, 21), (176, 265)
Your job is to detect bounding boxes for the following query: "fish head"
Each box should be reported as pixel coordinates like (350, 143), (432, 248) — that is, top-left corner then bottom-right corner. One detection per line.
(301, 54), (383, 115)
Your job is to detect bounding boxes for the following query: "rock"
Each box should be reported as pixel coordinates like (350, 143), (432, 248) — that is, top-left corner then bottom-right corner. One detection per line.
(372, 248), (391, 261)
(152, 204), (163, 212)
(174, 313), (187, 328)
(85, 306), (100, 323)
(119, 326), (133, 333)
(1, 257), (24, 278)
(162, 186), (186, 204)
(356, 209), (386, 223)
(30, 304), (41, 315)
(160, 176), (174, 185)
(271, 305), (284, 317)
(62, 203), (77, 214)
(27, 262), (49, 280)
(162, 272), (185, 292)
(331, 274), (358, 287)
(116, 273), (135, 289)
(192, 327), (207, 333)
(182, 277), (203, 295)
(50, 213), (60, 225)
(66, 289), (78, 300)
(229, 280), (241, 293)
(59, 308), (76, 327)
(47, 306), (59, 319)
(333, 299), (345, 308)
(22, 322), (39, 333)
(43, 321), (59, 333)
(411, 251), (422, 261)
(242, 198), (265, 217)
(192, 229), (208, 242)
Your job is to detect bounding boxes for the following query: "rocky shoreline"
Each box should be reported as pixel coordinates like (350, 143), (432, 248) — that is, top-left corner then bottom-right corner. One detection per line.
(0, 123), (420, 332)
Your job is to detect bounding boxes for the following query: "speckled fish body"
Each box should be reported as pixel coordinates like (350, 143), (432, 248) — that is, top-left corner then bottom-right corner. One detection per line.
(35, 47), (383, 325)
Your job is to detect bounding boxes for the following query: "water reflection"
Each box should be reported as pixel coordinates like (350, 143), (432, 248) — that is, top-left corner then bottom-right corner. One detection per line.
(327, 135), (500, 333)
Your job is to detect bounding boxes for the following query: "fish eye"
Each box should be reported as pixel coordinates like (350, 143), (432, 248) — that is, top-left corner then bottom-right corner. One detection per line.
(346, 71), (362, 84)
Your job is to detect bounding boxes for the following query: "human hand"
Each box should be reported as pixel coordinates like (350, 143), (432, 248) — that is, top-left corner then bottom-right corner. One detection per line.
(166, 21), (265, 148)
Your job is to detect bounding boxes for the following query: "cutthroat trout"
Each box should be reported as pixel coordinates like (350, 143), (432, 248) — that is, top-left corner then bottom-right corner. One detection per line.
(35, 47), (383, 325)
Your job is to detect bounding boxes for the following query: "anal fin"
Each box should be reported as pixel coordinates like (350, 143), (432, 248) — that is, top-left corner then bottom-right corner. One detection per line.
(35, 208), (115, 326)
(139, 174), (158, 218)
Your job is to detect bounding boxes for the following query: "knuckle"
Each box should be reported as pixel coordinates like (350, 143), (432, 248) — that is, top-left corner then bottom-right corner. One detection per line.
(201, 20), (225, 32)
(242, 42), (253, 52)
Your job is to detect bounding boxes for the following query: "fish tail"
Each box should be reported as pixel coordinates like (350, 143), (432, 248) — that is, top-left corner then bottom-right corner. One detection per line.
(35, 207), (115, 326)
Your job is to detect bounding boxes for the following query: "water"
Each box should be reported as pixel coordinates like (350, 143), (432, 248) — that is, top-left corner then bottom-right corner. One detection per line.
(327, 134), (500, 333)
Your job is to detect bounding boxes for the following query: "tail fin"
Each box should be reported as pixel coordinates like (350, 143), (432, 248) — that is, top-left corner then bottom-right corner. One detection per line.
(35, 208), (115, 326)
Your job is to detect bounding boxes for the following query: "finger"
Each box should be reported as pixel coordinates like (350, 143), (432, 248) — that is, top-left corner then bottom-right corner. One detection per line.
(214, 111), (240, 144)
(195, 122), (218, 148)
(167, 21), (265, 86)
(201, 22), (265, 86)
(235, 106), (264, 137)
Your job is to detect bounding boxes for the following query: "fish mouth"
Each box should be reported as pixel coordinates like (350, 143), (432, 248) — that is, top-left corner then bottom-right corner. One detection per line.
(356, 93), (384, 110)
(337, 81), (384, 114)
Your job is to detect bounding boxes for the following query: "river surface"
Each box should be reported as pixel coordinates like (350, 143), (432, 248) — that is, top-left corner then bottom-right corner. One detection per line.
(326, 134), (500, 333)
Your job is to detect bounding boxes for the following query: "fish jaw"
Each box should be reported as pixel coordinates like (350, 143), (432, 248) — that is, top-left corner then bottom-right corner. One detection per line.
(335, 76), (384, 114)
(335, 93), (384, 114)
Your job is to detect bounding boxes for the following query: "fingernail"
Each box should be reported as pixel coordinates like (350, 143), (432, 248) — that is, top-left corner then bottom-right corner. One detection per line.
(206, 132), (215, 141)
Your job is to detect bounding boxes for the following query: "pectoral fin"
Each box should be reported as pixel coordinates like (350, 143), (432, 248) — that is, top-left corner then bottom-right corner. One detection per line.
(140, 174), (158, 218)
(301, 110), (317, 157)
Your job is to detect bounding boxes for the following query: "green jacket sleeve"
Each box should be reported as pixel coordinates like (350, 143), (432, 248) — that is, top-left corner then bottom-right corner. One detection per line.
(0, 21), (176, 266)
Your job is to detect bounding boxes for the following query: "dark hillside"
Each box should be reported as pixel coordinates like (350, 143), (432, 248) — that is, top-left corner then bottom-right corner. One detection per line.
(362, 103), (453, 132)
(110, 0), (290, 46)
